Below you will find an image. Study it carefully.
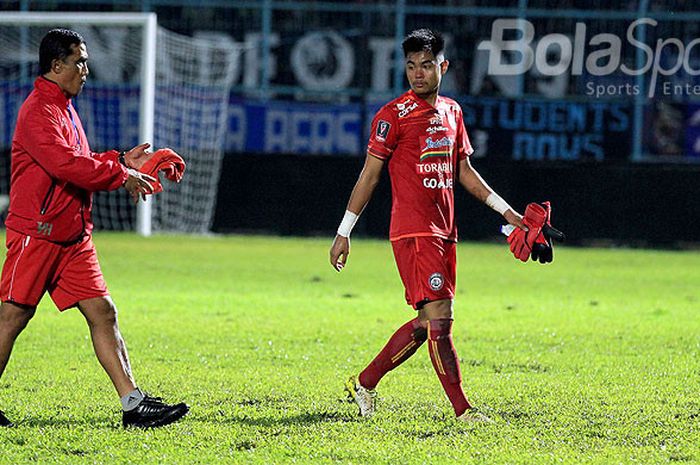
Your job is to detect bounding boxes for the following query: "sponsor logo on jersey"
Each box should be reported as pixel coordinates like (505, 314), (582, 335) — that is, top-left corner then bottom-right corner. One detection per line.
(423, 178), (454, 189)
(416, 162), (452, 174)
(396, 98), (412, 111)
(420, 136), (452, 161)
(376, 120), (391, 142)
(426, 125), (448, 135)
(429, 272), (444, 291)
(396, 98), (419, 118)
(423, 136), (452, 150)
(429, 114), (443, 125)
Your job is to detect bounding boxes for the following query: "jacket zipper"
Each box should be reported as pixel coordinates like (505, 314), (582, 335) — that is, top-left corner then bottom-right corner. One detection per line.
(80, 194), (86, 235)
(40, 182), (56, 215)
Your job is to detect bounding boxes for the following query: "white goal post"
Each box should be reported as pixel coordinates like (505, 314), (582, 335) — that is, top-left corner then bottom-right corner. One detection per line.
(0, 12), (157, 236)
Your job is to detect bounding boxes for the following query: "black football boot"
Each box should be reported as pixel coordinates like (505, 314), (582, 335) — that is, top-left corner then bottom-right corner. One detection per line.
(122, 395), (189, 428)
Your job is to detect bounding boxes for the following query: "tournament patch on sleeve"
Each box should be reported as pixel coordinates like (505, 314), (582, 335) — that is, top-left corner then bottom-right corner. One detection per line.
(375, 120), (391, 142)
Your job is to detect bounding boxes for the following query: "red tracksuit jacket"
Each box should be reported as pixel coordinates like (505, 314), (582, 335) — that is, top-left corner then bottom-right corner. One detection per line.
(5, 77), (129, 243)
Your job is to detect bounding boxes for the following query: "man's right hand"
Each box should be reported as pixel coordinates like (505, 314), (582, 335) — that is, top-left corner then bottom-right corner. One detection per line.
(330, 235), (350, 272)
(123, 168), (156, 203)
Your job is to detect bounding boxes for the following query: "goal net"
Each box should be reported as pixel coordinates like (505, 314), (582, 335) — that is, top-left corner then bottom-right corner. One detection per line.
(0, 13), (238, 234)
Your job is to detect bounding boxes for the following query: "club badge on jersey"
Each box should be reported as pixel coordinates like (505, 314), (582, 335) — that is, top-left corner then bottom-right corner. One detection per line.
(429, 272), (444, 291)
(376, 120), (391, 142)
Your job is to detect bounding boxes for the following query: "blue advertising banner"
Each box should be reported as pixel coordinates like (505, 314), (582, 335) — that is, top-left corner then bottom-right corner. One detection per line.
(224, 96), (633, 161)
(459, 96), (632, 162)
(0, 84), (636, 161)
(225, 98), (364, 156)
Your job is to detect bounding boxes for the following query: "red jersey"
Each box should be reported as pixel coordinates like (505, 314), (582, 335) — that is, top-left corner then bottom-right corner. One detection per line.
(367, 90), (473, 242)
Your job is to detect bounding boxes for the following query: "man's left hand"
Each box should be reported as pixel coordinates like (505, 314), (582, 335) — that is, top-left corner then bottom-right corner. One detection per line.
(124, 143), (152, 170)
(507, 203), (547, 262)
(503, 209), (525, 231)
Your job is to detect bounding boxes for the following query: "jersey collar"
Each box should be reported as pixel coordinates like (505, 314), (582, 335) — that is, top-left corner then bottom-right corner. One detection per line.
(35, 76), (71, 107)
(408, 89), (442, 109)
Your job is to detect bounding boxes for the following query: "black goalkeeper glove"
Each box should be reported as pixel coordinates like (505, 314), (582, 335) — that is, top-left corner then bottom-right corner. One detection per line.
(531, 201), (565, 264)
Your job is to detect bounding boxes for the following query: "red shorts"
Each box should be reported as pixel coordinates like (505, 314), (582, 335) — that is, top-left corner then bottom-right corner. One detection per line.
(0, 229), (108, 311)
(391, 235), (456, 310)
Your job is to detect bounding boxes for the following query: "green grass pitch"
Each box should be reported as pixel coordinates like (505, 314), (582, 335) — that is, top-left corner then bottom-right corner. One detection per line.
(0, 233), (697, 464)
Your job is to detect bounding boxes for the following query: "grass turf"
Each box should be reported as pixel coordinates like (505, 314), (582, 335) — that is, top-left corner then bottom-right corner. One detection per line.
(0, 233), (698, 464)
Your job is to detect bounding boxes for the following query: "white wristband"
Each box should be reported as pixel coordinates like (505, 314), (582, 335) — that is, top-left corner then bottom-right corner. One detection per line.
(337, 210), (359, 237)
(485, 193), (512, 216)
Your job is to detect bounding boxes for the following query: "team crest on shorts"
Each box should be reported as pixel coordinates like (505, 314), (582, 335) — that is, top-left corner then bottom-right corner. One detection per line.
(376, 120), (391, 142)
(428, 272), (444, 291)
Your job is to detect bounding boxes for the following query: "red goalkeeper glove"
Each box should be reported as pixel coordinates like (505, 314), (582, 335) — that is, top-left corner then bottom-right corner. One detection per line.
(531, 201), (565, 263)
(507, 202), (547, 262)
(507, 227), (526, 261)
(138, 148), (186, 193)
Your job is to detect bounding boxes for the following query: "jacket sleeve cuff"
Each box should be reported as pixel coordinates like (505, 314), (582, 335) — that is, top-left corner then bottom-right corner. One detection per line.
(118, 164), (130, 187)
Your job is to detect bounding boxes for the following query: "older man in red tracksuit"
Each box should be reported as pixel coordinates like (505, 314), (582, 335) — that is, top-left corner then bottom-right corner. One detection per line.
(0, 28), (188, 428)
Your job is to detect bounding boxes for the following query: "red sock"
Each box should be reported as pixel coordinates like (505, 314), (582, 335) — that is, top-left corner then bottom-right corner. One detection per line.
(359, 317), (427, 390)
(428, 318), (472, 416)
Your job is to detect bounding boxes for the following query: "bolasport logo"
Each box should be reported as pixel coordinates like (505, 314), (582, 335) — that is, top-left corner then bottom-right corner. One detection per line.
(477, 18), (700, 98)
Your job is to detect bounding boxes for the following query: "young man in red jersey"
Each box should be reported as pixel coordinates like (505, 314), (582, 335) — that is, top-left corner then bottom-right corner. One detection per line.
(329, 28), (524, 422)
(0, 29), (188, 429)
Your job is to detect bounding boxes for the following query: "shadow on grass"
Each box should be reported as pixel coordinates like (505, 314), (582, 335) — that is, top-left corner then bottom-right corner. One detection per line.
(197, 410), (355, 427)
(14, 415), (118, 429)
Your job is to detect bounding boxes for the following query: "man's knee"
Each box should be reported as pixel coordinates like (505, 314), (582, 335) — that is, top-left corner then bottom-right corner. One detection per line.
(79, 297), (118, 327)
(0, 302), (36, 333)
(419, 299), (454, 321)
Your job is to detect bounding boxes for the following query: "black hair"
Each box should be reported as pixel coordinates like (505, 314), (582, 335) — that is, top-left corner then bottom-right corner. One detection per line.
(402, 28), (445, 58)
(39, 28), (84, 75)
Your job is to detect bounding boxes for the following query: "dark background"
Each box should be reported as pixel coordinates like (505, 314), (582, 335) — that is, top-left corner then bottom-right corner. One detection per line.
(213, 154), (700, 246)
